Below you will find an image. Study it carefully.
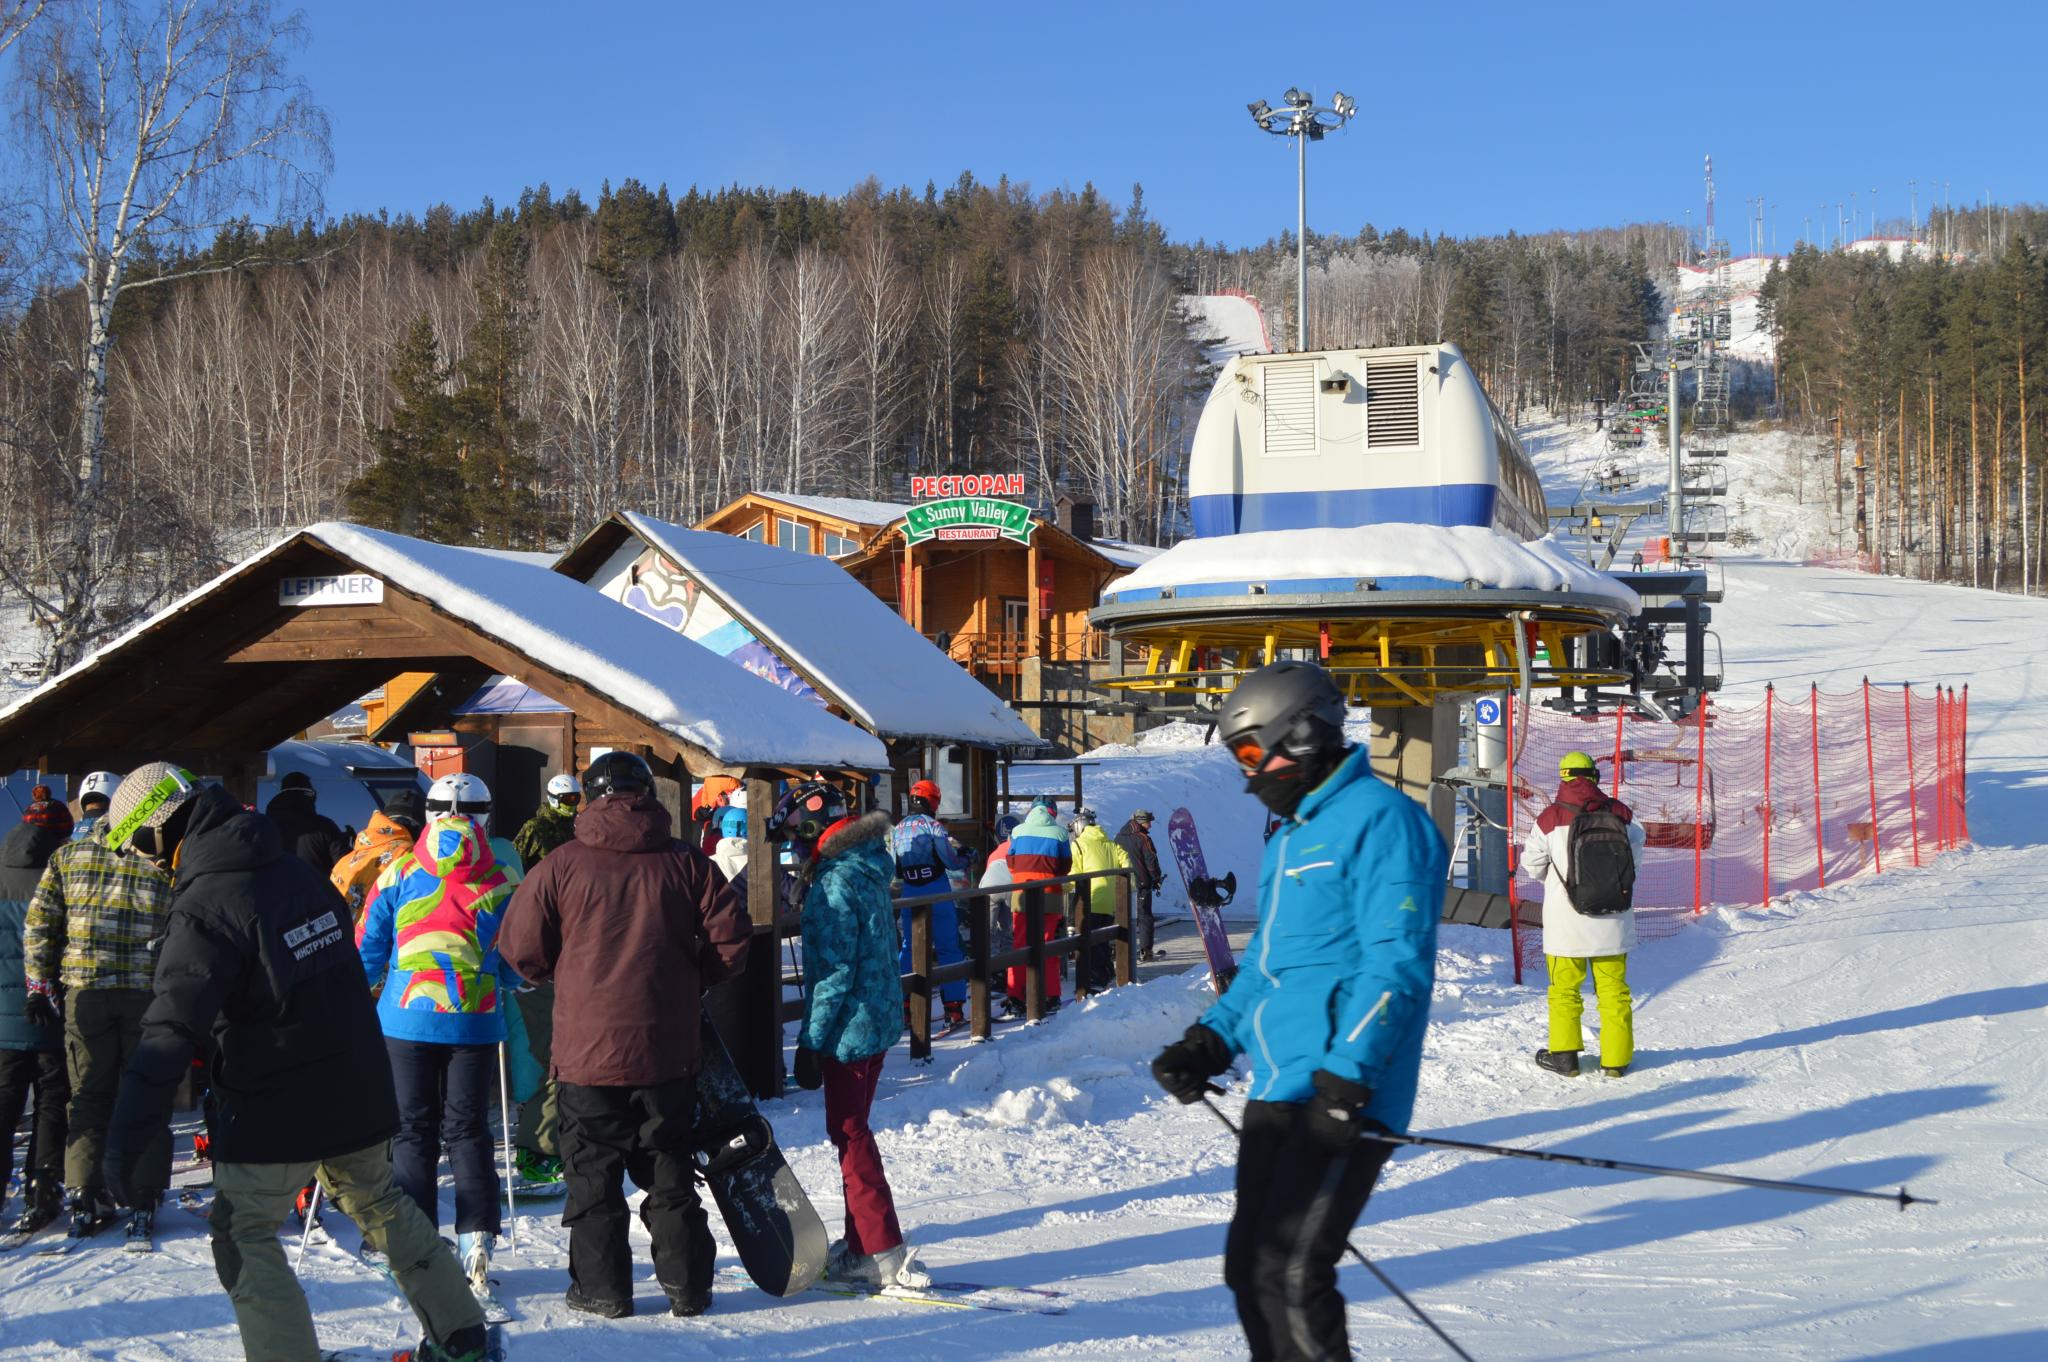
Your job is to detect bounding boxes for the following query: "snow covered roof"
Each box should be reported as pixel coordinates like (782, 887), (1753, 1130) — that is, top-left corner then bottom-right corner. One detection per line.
(0, 521), (888, 776)
(607, 513), (1043, 749)
(1091, 538), (1163, 571)
(1101, 525), (1641, 613)
(751, 492), (913, 526)
(302, 523), (887, 769)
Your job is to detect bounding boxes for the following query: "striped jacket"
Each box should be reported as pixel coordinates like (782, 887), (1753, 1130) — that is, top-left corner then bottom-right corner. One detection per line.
(1005, 807), (1072, 883)
(357, 815), (520, 1045)
(23, 824), (174, 994)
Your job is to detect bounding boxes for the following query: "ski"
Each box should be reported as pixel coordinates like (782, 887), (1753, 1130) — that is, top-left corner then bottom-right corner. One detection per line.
(318, 1322), (505, 1362)
(809, 1278), (1069, 1316)
(37, 1212), (117, 1256)
(470, 1278), (511, 1324)
(0, 1209), (60, 1251)
(175, 1187), (212, 1222)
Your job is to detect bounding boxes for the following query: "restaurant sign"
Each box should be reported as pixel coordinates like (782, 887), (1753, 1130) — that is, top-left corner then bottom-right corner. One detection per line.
(902, 497), (1035, 546)
(909, 473), (1024, 498)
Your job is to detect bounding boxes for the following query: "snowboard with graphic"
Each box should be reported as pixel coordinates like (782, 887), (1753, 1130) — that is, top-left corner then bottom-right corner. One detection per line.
(1165, 807), (1237, 993)
(694, 1015), (829, 1297)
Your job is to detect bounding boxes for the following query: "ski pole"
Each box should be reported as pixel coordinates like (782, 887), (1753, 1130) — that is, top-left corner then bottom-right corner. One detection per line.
(497, 1043), (518, 1251)
(1356, 1129), (1937, 1211)
(293, 1183), (322, 1274)
(1198, 1097), (1475, 1362)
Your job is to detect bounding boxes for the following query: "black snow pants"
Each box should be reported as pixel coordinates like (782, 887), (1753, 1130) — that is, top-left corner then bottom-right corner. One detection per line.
(1224, 1098), (1394, 1362)
(557, 1076), (714, 1309)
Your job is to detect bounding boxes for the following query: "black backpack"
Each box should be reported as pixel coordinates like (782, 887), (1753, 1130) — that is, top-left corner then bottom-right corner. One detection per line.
(1564, 808), (1636, 916)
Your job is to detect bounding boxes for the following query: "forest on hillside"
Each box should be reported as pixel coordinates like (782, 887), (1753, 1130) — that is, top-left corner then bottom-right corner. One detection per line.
(1762, 228), (2048, 593)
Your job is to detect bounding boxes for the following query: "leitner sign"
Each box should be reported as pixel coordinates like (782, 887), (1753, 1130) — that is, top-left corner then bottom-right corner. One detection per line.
(910, 473), (1024, 499)
(278, 574), (385, 607)
(902, 497), (1035, 546)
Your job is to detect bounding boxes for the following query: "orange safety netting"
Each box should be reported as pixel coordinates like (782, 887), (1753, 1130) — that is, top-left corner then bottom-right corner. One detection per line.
(1501, 683), (1970, 981)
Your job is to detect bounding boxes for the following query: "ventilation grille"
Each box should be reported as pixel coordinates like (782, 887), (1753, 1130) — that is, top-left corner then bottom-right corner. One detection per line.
(1261, 362), (1319, 456)
(1366, 359), (1422, 447)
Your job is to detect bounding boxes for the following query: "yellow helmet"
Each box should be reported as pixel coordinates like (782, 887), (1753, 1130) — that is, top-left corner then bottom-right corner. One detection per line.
(1559, 751), (1598, 779)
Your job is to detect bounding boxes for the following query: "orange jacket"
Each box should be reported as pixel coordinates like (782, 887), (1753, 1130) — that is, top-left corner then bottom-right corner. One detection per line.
(330, 811), (416, 921)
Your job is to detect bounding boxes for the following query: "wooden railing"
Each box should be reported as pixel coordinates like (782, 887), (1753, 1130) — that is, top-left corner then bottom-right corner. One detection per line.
(774, 867), (1136, 1061)
(928, 629), (1127, 672)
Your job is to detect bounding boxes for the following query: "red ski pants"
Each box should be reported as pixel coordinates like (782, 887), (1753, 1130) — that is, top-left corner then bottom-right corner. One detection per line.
(1005, 908), (1064, 1003)
(821, 1053), (902, 1256)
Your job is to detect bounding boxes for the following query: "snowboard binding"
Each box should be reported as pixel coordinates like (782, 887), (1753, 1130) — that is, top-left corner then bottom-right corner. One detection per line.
(1187, 871), (1237, 909)
(695, 1110), (776, 1177)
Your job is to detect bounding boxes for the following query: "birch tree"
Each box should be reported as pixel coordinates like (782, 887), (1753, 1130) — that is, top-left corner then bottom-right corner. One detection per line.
(9, 0), (328, 670)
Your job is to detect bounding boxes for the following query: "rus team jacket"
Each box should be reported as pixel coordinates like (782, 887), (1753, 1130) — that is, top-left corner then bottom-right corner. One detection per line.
(1199, 744), (1449, 1131)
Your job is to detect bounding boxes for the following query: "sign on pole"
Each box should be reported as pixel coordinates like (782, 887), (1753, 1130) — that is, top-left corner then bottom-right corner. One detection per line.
(1474, 697), (1503, 728)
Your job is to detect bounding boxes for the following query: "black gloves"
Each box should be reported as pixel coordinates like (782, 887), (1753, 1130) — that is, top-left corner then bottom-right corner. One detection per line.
(24, 991), (58, 1030)
(793, 1046), (823, 1091)
(1151, 1024), (1234, 1104)
(1303, 1069), (1376, 1153)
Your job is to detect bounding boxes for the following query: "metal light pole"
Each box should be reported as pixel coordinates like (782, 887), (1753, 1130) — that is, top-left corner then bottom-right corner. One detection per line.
(1248, 88), (1355, 351)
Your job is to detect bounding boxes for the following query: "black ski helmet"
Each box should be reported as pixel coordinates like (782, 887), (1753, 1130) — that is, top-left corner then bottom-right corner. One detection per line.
(1217, 661), (1350, 817)
(583, 750), (654, 800)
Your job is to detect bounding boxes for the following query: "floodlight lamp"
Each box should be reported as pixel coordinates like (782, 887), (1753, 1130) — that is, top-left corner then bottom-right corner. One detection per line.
(1333, 91), (1355, 117)
(1248, 99), (1270, 120)
(1284, 86), (1309, 107)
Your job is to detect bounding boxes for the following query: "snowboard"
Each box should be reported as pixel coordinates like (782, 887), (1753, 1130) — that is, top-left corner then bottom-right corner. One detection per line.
(1166, 808), (1238, 993)
(694, 1015), (828, 1297)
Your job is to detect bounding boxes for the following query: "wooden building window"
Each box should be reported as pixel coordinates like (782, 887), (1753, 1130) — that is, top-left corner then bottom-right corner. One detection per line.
(776, 518), (812, 553)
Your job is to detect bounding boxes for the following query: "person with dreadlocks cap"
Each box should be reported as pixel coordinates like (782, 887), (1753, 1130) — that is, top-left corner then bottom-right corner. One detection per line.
(1151, 661), (1447, 1362)
(1522, 750), (1644, 1079)
(100, 764), (489, 1362)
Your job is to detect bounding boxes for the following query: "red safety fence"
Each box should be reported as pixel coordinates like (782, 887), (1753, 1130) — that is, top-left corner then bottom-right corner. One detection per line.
(1805, 548), (1882, 573)
(1504, 683), (1969, 982)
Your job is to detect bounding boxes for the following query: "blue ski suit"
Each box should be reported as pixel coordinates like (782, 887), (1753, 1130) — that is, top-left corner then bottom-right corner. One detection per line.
(893, 811), (967, 1005)
(1198, 743), (1448, 1132)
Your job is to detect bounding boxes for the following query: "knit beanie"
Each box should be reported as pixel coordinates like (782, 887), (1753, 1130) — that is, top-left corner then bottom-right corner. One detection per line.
(22, 793), (73, 837)
(106, 762), (201, 853)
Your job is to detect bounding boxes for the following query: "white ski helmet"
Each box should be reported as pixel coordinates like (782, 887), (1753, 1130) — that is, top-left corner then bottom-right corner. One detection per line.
(78, 770), (123, 810)
(426, 772), (493, 830)
(545, 772), (583, 811)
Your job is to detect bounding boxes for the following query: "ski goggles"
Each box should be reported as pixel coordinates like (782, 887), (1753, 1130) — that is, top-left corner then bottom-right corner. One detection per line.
(555, 792), (582, 808)
(1229, 736), (1296, 777)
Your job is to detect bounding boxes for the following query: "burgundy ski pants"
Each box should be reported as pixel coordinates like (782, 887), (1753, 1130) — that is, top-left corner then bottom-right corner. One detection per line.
(821, 1053), (902, 1256)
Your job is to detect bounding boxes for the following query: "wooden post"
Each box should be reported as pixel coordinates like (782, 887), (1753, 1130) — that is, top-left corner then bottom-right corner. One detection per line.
(738, 775), (782, 1099)
(901, 538), (916, 625)
(1022, 884), (1046, 1022)
(909, 901), (932, 1061)
(967, 883), (992, 1041)
(1113, 871), (1134, 986)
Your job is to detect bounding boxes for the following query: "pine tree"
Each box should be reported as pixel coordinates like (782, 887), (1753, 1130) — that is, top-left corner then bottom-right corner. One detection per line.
(452, 221), (543, 547)
(345, 315), (467, 540)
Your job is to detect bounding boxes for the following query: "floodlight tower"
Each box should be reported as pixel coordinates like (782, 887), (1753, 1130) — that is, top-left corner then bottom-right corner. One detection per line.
(1248, 87), (1355, 351)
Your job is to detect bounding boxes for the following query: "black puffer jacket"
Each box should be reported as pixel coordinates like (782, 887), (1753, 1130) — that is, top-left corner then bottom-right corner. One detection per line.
(0, 822), (67, 1052)
(264, 788), (352, 875)
(106, 785), (398, 1169)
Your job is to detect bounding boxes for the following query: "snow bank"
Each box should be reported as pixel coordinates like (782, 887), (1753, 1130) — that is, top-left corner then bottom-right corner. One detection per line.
(1103, 523), (1640, 613)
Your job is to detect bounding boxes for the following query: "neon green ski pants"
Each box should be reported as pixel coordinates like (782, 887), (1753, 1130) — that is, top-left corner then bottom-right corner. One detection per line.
(1546, 954), (1634, 1069)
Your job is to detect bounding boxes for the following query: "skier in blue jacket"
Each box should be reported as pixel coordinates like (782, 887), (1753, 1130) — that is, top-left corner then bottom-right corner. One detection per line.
(892, 779), (968, 1033)
(1152, 661), (1447, 1362)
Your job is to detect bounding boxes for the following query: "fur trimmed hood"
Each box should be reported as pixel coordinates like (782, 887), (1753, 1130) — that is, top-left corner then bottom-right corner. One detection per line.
(817, 810), (892, 860)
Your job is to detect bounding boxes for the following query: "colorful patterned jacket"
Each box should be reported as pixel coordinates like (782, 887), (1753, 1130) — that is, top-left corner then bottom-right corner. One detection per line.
(357, 815), (520, 1045)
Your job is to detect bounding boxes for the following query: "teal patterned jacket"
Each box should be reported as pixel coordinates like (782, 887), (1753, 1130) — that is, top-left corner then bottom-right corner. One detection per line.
(799, 813), (905, 1063)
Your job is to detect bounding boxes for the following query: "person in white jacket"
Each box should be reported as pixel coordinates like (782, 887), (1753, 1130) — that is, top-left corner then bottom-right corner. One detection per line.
(1519, 751), (1647, 1077)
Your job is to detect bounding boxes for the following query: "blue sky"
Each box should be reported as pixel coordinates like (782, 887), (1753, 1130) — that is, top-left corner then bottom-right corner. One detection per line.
(293, 0), (2042, 248)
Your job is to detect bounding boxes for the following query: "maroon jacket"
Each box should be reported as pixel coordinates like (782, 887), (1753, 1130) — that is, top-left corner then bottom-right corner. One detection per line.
(498, 793), (749, 1086)
(1534, 778), (1634, 835)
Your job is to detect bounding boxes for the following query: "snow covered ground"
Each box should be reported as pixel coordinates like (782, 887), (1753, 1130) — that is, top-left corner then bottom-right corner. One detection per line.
(6, 417), (2047, 1358)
